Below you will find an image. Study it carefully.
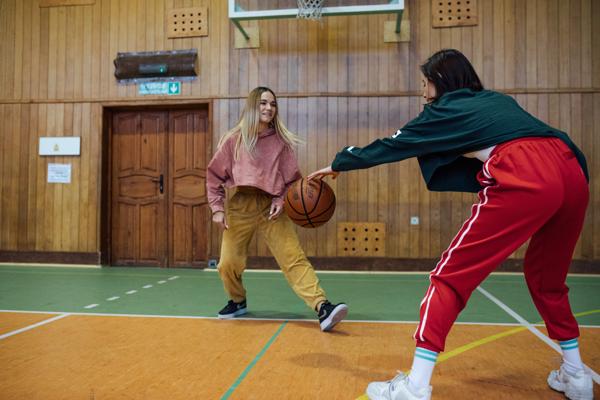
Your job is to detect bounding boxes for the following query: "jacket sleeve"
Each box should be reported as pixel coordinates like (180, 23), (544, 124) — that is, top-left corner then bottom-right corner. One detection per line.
(272, 144), (302, 208)
(331, 103), (491, 172)
(206, 138), (233, 213)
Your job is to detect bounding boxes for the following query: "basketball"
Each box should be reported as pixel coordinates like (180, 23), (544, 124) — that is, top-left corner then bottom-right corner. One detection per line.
(284, 178), (336, 228)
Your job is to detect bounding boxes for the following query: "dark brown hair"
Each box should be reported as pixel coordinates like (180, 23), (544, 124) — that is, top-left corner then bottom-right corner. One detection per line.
(420, 49), (484, 101)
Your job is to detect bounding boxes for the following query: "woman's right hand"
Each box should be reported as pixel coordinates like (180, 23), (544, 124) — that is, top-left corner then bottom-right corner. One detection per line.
(307, 165), (340, 181)
(212, 211), (229, 230)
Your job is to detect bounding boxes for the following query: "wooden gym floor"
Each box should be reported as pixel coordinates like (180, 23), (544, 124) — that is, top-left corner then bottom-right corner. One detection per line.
(0, 265), (598, 399)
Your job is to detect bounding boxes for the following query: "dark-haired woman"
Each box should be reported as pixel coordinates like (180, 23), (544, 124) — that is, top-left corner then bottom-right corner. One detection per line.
(309, 49), (592, 399)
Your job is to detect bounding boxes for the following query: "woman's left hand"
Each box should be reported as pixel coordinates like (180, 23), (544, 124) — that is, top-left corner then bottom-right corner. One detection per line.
(269, 202), (284, 220)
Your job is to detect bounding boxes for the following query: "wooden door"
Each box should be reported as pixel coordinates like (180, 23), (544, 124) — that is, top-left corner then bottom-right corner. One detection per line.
(168, 110), (210, 267)
(111, 112), (168, 266)
(111, 108), (210, 267)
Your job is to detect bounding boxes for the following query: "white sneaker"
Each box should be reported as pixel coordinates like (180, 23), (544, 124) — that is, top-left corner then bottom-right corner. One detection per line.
(366, 372), (432, 400)
(547, 365), (594, 400)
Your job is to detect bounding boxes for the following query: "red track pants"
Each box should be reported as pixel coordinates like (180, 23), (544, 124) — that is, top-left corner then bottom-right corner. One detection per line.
(415, 137), (589, 353)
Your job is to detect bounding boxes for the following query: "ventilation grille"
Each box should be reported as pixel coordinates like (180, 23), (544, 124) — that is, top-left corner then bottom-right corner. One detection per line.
(168, 7), (208, 39)
(432, 0), (477, 28)
(337, 223), (385, 257)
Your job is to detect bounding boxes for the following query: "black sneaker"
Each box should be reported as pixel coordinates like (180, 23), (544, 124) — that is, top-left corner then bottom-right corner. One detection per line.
(318, 301), (348, 332)
(217, 299), (247, 319)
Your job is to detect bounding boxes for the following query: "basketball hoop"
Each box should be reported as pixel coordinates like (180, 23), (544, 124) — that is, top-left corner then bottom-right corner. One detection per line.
(297, 0), (324, 21)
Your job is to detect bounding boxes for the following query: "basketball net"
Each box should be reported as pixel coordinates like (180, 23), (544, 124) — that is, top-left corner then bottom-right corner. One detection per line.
(297, 0), (324, 21)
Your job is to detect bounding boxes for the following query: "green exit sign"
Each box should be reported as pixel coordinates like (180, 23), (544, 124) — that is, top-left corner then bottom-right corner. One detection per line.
(138, 82), (181, 96)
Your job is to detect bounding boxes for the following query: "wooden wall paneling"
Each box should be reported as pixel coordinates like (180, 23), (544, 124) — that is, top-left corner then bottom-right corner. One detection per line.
(89, 104), (102, 251)
(114, 0), (126, 98)
(0, 3), (8, 98)
(407, 97), (420, 258)
(502, 0), (515, 89)
(391, 98), (402, 257)
(579, 94), (593, 259)
(593, 0), (600, 88)
(99, 0), (110, 99)
(85, 1), (97, 98)
(4, 106), (17, 247)
(78, 103), (89, 251)
(580, 0), (591, 88)
(42, 104), (55, 250)
(56, 7), (67, 100)
(481, 0), (494, 88)
(46, 8), (57, 100)
(318, 18), (329, 94)
(218, 0), (229, 96)
(366, 14), (378, 93)
(356, 97), (369, 226)
(570, 93), (583, 259)
(376, 97), (389, 256)
(302, 97), (317, 254)
(0, 106), (4, 245)
(63, 7), (73, 99)
(81, 4), (92, 98)
(125, 0), (136, 98)
(525, 0), (537, 88)
(557, 0), (569, 88)
(34, 105), (45, 250)
(569, 0), (582, 88)
(366, 97), (378, 224)
(24, 105), (37, 248)
(593, 93), (600, 258)
(345, 97), (358, 224)
(107, 0), (117, 98)
(326, 97), (338, 256)
(535, 0), (548, 89)
(22, 1), (34, 99)
(32, 3), (43, 98)
(513, 0), (526, 89)
(545, 0), (558, 88)
(315, 97), (327, 255)
(493, 0), (505, 89)
(335, 97), (348, 252)
(13, 0), (23, 100)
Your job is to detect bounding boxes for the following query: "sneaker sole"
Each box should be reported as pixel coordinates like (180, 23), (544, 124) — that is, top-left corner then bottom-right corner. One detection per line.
(320, 304), (348, 332)
(217, 308), (247, 319)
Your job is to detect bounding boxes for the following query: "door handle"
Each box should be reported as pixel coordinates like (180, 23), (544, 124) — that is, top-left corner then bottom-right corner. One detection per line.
(152, 174), (164, 194)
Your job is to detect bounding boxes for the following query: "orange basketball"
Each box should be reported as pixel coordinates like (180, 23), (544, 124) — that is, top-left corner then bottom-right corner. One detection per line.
(284, 178), (336, 228)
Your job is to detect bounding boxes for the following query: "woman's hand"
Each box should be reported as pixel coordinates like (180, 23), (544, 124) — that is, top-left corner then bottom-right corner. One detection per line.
(268, 202), (284, 220)
(307, 165), (339, 181)
(212, 211), (229, 230)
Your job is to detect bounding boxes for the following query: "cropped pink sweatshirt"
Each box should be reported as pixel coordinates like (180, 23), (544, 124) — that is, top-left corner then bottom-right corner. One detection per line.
(206, 128), (302, 213)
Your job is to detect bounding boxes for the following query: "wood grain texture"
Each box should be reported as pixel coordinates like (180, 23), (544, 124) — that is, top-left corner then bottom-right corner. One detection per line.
(0, 0), (598, 264)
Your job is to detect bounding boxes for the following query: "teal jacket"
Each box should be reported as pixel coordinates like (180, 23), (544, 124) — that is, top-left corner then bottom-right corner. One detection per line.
(331, 89), (589, 193)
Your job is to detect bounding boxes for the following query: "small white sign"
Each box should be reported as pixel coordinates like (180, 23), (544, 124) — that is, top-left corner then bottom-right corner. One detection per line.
(48, 163), (72, 183)
(39, 137), (81, 156)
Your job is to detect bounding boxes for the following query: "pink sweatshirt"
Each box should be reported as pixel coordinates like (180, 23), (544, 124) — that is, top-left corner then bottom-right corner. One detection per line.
(206, 128), (302, 213)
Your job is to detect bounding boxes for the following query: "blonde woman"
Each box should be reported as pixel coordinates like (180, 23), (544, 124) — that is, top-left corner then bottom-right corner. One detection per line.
(206, 86), (348, 332)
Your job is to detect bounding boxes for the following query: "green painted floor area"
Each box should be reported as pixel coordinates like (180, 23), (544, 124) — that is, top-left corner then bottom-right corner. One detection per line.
(0, 265), (599, 326)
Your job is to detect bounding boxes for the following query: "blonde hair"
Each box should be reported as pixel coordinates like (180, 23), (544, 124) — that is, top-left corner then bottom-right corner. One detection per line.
(218, 87), (302, 158)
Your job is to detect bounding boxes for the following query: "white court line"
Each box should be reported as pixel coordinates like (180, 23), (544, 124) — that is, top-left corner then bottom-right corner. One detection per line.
(0, 314), (70, 340)
(107, 296), (120, 301)
(84, 304), (98, 309)
(168, 276), (179, 280)
(143, 284), (153, 289)
(477, 286), (600, 384)
(1, 309), (597, 329)
(126, 290), (137, 295)
(157, 280), (166, 284)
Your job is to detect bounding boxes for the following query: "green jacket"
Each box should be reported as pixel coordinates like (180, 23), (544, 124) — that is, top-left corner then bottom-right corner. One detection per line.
(331, 89), (589, 193)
